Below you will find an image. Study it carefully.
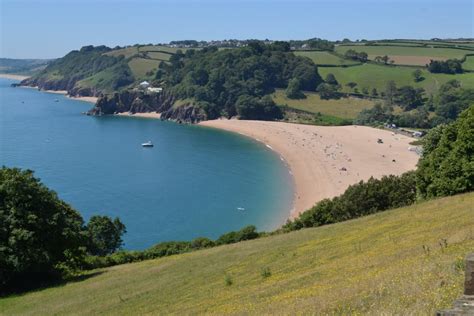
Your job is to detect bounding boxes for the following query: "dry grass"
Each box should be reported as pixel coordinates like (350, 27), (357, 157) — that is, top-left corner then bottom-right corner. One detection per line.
(272, 89), (374, 119)
(1, 193), (473, 314)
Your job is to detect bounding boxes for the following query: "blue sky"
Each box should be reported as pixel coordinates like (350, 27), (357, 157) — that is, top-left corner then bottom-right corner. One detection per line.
(1, 0), (472, 59)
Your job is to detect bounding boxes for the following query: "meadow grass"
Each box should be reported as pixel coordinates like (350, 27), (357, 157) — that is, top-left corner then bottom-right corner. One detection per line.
(1, 193), (473, 315)
(127, 58), (161, 79)
(294, 51), (359, 66)
(318, 63), (474, 94)
(462, 55), (474, 71)
(272, 89), (374, 119)
(104, 46), (140, 58)
(335, 45), (471, 59)
(146, 51), (172, 61)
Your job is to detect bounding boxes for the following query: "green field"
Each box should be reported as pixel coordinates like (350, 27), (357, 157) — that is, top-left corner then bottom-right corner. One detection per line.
(336, 45), (470, 59)
(462, 55), (474, 71)
(139, 45), (188, 54)
(127, 58), (161, 79)
(272, 90), (373, 119)
(318, 63), (474, 94)
(146, 51), (172, 61)
(294, 51), (359, 66)
(104, 46), (140, 58)
(335, 45), (472, 65)
(2, 193), (472, 314)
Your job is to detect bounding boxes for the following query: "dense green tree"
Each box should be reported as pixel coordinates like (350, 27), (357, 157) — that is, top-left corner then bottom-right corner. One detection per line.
(0, 168), (86, 292)
(317, 83), (341, 100)
(384, 80), (398, 106)
(346, 82), (357, 90)
(86, 216), (126, 256)
(285, 78), (305, 99)
(427, 59), (463, 74)
(165, 41), (322, 120)
(396, 86), (425, 111)
(416, 106), (474, 198)
(371, 88), (378, 97)
(325, 73), (338, 85)
(344, 50), (368, 62)
(412, 69), (423, 82)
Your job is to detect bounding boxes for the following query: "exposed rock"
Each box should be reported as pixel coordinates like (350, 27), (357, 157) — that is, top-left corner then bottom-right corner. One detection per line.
(87, 90), (207, 123)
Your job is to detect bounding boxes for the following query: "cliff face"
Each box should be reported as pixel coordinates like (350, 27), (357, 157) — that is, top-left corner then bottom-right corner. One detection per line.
(88, 90), (207, 123)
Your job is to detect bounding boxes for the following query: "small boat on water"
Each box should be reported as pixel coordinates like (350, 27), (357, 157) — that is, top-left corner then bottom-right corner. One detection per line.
(142, 141), (153, 147)
(237, 207), (245, 211)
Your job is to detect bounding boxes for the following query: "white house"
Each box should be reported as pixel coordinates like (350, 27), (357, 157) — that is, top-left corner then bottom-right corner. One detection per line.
(139, 81), (150, 89)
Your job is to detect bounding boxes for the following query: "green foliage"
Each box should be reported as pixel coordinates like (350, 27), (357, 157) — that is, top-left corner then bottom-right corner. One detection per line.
(434, 80), (474, 122)
(225, 274), (233, 286)
(416, 106), (474, 198)
(236, 95), (283, 120)
(412, 69), (424, 82)
(86, 216), (126, 256)
(164, 41), (322, 119)
(427, 59), (463, 74)
(317, 83), (341, 100)
(216, 225), (260, 245)
(260, 267), (271, 278)
(344, 49), (368, 62)
(285, 78), (305, 99)
(325, 73), (338, 85)
(283, 172), (417, 231)
(0, 167), (86, 293)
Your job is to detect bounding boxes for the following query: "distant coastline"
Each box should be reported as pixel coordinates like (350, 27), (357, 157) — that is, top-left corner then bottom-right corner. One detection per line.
(200, 120), (420, 218)
(0, 73), (30, 80)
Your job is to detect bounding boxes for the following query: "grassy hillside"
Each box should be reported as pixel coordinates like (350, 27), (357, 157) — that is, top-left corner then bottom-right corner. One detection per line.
(294, 50), (359, 66)
(0, 58), (51, 75)
(272, 89), (374, 119)
(2, 193), (473, 314)
(319, 63), (474, 94)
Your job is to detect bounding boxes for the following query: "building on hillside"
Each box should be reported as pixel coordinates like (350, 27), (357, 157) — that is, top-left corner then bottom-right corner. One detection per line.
(139, 81), (150, 89)
(147, 87), (163, 93)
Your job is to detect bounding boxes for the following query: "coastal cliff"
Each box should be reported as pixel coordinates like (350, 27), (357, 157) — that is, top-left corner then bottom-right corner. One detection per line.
(88, 91), (207, 123)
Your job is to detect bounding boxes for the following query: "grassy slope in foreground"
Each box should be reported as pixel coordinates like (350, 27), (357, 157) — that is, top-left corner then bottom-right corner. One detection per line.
(2, 193), (473, 314)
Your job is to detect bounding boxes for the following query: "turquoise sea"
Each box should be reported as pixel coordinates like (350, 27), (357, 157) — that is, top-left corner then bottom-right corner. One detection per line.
(0, 78), (293, 249)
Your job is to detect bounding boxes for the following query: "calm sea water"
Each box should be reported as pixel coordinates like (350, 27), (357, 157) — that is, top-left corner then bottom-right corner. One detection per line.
(0, 78), (293, 249)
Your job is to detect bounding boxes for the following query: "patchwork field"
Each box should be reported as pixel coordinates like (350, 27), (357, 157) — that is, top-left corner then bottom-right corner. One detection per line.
(335, 45), (471, 65)
(294, 51), (359, 66)
(272, 89), (374, 119)
(1, 193), (473, 314)
(318, 63), (474, 94)
(146, 51), (172, 61)
(127, 58), (161, 79)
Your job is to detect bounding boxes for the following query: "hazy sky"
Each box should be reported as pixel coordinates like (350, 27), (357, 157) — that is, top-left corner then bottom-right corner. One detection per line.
(1, 0), (473, 59)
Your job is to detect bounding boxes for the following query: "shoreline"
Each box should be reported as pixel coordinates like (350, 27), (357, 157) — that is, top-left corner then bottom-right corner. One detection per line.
(200, 119), (419, 219)
(0, 73), (30, 80)
(115, 112), (162, 119)
(21, 86), (98, 104)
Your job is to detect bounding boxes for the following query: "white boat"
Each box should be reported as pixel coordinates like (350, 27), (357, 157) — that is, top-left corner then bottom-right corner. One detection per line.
(237, 207), (245, 211)
(142, 141), (153, 147)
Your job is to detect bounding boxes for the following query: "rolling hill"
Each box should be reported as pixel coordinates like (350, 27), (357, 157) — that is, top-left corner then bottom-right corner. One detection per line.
(1, 192), (473, 314)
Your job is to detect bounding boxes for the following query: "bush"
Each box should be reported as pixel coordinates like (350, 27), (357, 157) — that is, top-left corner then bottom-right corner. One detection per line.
(416, 106), (474, 198)
(284, 172), (416, 231)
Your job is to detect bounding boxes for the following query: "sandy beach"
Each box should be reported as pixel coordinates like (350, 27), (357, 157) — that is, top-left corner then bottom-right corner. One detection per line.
(200, 120), (419, 218)
(115, 112), (162, 119)
(0, 73), (30, 80)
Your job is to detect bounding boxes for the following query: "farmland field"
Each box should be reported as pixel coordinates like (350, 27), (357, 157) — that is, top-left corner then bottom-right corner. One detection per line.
(146, 51), (172, 61)
(294, 51), (359, 66)
(139, 45), (188, 54)
(335, 45), (472, 65)
(318, 63), (474, 94)
(104, 46), (140, 58)
(462, 55), (474, 71)
(128, 58), (161, 79)
(272, 90), (373, 119)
